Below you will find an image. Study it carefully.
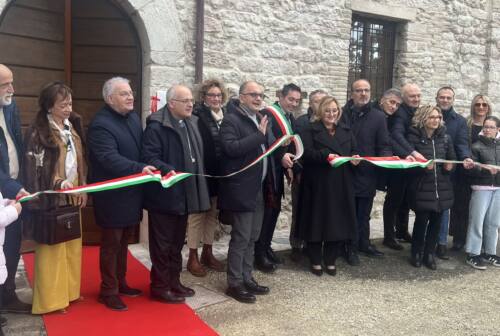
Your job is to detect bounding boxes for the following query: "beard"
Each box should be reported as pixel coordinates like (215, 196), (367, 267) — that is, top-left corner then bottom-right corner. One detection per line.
(0, 94), (13, 106)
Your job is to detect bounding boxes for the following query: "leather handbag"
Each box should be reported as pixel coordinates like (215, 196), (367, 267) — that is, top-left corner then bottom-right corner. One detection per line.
(32, 203), (81, 245)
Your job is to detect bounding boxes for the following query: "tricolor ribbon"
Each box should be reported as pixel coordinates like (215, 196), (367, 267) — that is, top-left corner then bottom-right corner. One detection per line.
(328, 156), (432, 169)
(17, 105), (305, 203)
(327, 156), (500, 171)
(17, 171), (192, 203)
(264, 105), (304, 161)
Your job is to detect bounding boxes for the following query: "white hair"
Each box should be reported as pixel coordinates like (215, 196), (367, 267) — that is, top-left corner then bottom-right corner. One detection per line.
(102, 77), (130, 101)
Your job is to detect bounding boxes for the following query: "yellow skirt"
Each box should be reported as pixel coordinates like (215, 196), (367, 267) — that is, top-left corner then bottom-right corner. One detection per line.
(31, 236), (82, 314)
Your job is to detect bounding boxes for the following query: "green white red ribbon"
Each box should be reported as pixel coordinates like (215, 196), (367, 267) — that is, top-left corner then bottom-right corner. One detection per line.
(328, 156), (432, 169)
(17, 171), (192, 203)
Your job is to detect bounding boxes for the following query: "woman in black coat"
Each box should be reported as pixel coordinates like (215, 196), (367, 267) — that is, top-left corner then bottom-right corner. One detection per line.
(296, 96), (359, 276)
(406, 105), (456, 270)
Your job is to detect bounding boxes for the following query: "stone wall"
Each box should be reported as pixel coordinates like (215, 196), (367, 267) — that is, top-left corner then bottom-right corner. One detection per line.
(165, 0), (499, 116)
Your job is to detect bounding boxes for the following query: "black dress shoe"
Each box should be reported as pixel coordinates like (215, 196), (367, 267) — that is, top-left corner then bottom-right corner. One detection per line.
(151, 290), (185, 304)
(119, 285), (143, 297)
(0, 295), (32, 314)
(225, 285), (256, 303)
(359, 245), (384, 257)
(171, 284), (195, 297)
(310, 265), (323, 276)
(396, 232), (412, 243)
(383, 239), (404, 251)
(98, 295), (128, 311)
(325, 266), (337, 276)
(0, 315), (7, 327)
(410, 252), (422, 267)
(266, 247), (283, 264)
(254, 254), (277, 273)
(436, 244), (450, 260)
(345, 248), (360, 266)
(244, 278), (270, 295)
(423, 254), (437, 270)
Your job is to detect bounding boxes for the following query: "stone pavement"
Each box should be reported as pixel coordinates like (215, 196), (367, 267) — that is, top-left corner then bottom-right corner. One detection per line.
(3, 214), (500, 335)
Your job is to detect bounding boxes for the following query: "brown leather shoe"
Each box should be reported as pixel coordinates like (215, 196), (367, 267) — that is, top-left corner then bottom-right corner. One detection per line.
(200, 244), (225, 272)
(187, 248), (207, 277)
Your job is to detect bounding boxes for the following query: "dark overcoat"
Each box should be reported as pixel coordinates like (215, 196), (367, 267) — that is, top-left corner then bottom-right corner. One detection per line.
(87, 105), (146, 228)
(141, 106), (210, 215)
(406, 126), (456, 212)
(0, 100), (23, 198)
(343, 100), (392, 198)
(295, 121), (357, 242)
(217, 99), (277, 212)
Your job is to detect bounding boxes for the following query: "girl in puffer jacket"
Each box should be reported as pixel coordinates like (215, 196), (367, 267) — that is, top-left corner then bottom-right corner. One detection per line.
(0, 192), (22, 336)
(465, 116), (500, 270)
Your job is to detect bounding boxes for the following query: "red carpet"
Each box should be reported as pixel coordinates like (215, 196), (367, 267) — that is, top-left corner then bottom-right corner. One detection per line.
(23, 246), (218, 336)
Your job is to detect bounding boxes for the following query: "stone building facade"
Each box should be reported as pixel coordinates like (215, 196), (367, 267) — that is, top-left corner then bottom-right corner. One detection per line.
(1, 0), (498, 242)
(1, 0), (498, 116)
(132, 0), (499, 116)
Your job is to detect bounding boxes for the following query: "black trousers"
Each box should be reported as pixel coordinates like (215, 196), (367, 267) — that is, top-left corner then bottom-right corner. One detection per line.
(383, 171), (410, 241)
(450, 172), (471, 246)
(148, 212), (188, 291)
(1, 217), (22, 302)
(308, 241), (342, 266)
(411, 210), (443, 256)
(254, 201), (281, 257)
(99, 226), (136, 296)
(355, 196), (374, 250)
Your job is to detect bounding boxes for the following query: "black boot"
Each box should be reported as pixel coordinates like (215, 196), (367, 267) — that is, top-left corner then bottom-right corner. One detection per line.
(410, 252), (422, 268)
(423, 253), (437, 270)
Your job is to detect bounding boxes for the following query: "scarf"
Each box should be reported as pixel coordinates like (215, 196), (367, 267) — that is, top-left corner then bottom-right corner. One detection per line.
(48, 115), (78, 184)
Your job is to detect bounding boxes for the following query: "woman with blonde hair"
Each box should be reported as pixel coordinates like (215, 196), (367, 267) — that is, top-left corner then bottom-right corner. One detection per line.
(295, 96), (359, 276)
(449, 94), (494, 251)
(23, 81), (87, 314)
(406, 105), (455, 270)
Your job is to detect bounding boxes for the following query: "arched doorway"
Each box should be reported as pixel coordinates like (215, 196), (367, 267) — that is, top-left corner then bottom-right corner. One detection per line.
(0, 0), (143, 244)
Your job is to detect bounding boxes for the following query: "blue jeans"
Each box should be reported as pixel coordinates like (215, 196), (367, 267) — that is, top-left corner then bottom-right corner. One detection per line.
(465, 189), (500, 256)
(438, 209), (450, 245)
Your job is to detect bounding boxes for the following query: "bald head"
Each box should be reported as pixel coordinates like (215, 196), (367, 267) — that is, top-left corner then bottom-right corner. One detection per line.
(401, 83), (421, 108)
(0, 64), (15, 106)
(167, 84), (194, 120)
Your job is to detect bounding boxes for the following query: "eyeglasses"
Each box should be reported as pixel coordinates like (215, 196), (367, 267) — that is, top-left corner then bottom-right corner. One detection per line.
(324, 109), (339, 114)
(172, 98), (194, 104)
(483, 125), (498, 130)
(428, 116), (442, 120)
(475, 103), (488, 108)
(206, 93), (222, 98)
(353, 89), (371, 94)
(241, 92), (265, 99)
(114, 91), (134, 98)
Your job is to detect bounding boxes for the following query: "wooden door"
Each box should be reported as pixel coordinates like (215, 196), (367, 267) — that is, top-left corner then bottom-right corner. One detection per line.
(0, 0), (142, 244)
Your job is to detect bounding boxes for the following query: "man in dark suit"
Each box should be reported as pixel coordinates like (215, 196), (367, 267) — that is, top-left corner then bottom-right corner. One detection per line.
(88, 77), (155, 311)
(254, 83), (299, 272)
(0, 64), (31, 315)
(218, 81), (293, 304)
(343, 79), (392, 264)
